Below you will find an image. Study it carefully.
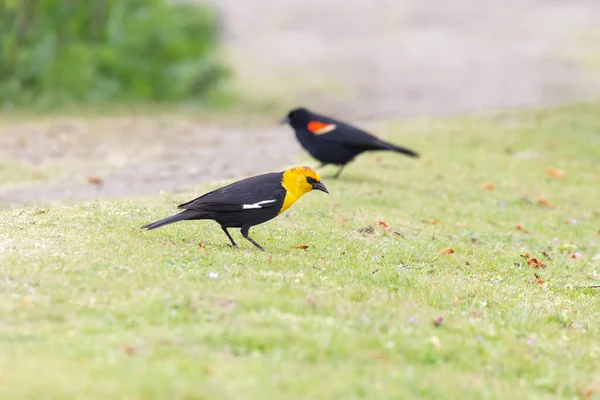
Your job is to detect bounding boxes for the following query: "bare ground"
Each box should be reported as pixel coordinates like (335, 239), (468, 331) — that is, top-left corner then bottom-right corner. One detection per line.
(2, 0), (600, 207)
(0, 116), (300, 207)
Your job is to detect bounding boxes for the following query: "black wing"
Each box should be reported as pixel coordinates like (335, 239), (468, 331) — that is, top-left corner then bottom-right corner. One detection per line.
(311, 113), (388, 150)
(315, 114), (419, 156)
(177, 172), (286, 212)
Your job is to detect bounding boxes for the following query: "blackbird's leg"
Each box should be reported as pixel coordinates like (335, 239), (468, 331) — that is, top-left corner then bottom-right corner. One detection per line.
(240, 226), (265, 252)
(221, 226), (238, 248)
(318, 162), (329, 168)
(333, 164), (347, 179)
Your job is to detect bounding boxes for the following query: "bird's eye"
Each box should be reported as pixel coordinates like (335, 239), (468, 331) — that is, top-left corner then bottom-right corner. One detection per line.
(306, 176), (316, 185)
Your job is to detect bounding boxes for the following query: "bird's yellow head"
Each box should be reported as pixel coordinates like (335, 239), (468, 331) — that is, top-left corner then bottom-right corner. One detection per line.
(283, 166), (328, 195)
(279, 166), (328, 214)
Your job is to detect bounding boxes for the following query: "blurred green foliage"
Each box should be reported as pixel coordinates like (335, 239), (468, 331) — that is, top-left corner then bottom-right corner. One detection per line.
(0, 0), (228, 107)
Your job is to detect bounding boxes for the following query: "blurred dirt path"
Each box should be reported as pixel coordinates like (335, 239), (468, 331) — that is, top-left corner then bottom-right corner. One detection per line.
(2, 0), (600, 207)
(0, 117), (298, 207)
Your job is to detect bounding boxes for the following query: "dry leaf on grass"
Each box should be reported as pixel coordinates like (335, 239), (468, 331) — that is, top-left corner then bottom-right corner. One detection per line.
(293, 244), (309, 249)
(545, 168), (566, 178)
(372, 353), (389, 362)
(267, 254), (272, 263)
(534, 273), (544, 285)
(537, 198), (555, 208)
(516, 225), (530, 234)
(377, 220), (390, 230)
(124, 345), (136, 355)
(521, 252), (547, 268)
(480, 182), (495, 190)
(439, 248), (455, 255)
(571, 252), (583, 259)
(198, 242), (206, 249)
(87, 176), (103, 186)
(527, 257), (546, 268)
(421, 219), (438, 225)
(433, 316), (445, 326)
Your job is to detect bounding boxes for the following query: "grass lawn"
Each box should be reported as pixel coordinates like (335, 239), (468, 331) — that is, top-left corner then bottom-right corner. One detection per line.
(1, 103), (600, 399)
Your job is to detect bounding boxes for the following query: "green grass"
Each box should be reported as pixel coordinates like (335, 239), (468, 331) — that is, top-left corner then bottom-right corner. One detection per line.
(1, 103), (600, 399)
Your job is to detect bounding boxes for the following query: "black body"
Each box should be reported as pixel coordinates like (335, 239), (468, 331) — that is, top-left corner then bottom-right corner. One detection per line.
(141, 172), (286, 251)
(283, 107), (419, 178)
(141, 170), (328, 251)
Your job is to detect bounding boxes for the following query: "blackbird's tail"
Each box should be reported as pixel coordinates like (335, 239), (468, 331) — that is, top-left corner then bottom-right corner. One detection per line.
(379, 141), (420, 158)
(141, 210), (199, 230)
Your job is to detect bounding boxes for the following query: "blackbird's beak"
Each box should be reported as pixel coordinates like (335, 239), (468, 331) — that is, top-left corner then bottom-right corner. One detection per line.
(280, 116), (290, 124)
(312, 181), (329, 194)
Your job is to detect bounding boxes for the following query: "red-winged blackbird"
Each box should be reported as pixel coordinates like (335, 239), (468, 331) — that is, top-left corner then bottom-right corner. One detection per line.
(282, 107), (419, 178)
(141, 166), (328, 251)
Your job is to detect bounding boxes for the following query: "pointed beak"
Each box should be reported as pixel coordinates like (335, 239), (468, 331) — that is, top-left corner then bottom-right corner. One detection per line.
(312, 181), (329, 194)
(280, 116), (290, 124)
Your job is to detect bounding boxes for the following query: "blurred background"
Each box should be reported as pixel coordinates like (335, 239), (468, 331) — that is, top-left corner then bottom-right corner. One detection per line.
(218, 0), (600, 118)
(1, 0), (600, 207)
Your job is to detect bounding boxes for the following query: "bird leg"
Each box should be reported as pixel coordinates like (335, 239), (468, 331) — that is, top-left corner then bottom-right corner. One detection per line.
(241, 226), (265, 252)
(221, 227), (239, 248)
(318, 162), (329, 168)
(333, 164), (347, 179)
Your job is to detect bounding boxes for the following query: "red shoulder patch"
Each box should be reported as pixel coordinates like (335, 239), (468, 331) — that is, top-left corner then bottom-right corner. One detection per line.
(307, 121), (337, 135)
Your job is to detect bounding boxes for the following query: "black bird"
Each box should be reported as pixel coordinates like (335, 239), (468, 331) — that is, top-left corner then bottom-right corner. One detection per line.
(141, 166), (328, 251)
(282, 107), (419, 178)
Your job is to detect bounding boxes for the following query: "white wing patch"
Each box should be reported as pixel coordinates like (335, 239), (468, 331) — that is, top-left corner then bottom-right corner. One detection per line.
(313, 124), (337, 135)
(242, 199), (277, 209)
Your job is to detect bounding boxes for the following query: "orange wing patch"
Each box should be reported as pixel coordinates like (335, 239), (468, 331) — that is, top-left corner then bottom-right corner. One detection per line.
(307, 121), (337, 135)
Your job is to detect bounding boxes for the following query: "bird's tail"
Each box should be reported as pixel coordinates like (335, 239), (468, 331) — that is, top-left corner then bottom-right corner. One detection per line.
(380, 141), (420, 158)
(141, 210), (194, 230)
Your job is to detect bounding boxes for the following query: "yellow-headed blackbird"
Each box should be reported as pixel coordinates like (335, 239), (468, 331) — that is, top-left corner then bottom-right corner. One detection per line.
(141, 166), (328, 251)
(282, 107), (419, 178)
